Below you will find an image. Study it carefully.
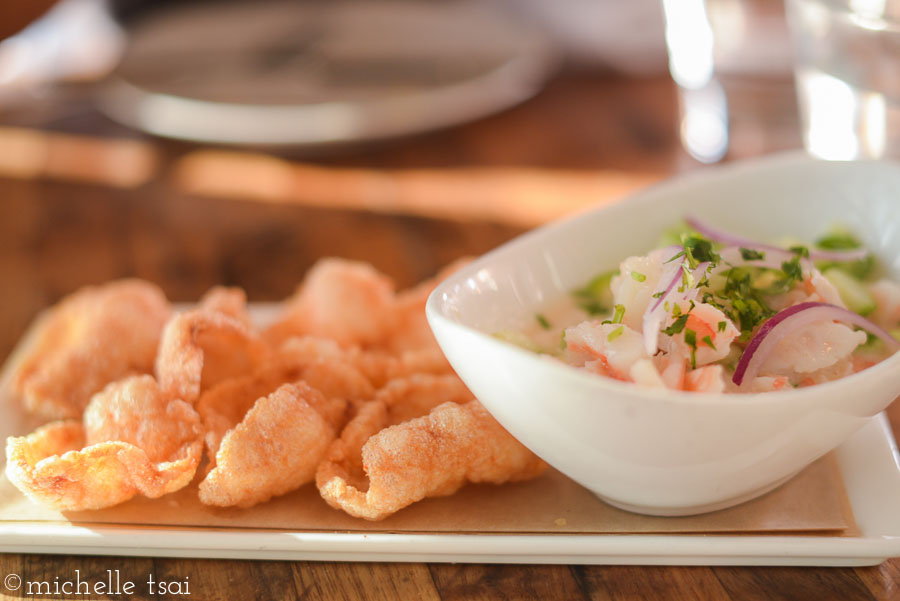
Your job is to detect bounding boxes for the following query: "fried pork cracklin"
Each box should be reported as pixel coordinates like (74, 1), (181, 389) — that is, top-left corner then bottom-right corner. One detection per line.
(5, 257), (549, 517)
(317, 399), (548, 521)
(516, 219), (900, 393)
(5, 376), (203, 511)
(12, 280), (171, 420)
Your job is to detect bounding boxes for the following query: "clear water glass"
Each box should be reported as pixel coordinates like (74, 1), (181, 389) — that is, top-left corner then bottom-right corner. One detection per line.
(787, 0), (900, 160)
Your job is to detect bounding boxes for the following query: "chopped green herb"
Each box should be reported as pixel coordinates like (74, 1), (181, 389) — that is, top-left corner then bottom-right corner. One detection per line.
(740, 248), (766, 261)
(702, 335), (716, 350)
(601, 304), (627, 325)
(631, 271), (647, 282)
(815, 229), (861, 250)
(680, 233), (721, 268)
(652, 291), (666, 299)
(789, 245), (811, 259)
(680, 265), (695, 291)
(717, 321), (727, 333)
(535, 313), (552, 330)
(781, 257), (804, 283)
(607, 326), (625, 342)
(815, 228), (876, 279)
(662, 314), (689, 336)
(672, 303), (682, 317)
(684, 329), (698, 369)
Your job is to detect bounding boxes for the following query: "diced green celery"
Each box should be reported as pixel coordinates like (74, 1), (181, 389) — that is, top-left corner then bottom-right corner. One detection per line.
(823, 268), (876, 316)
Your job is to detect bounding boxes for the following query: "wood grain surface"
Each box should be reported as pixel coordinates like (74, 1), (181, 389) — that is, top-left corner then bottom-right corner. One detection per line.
(0, 70), (898, 601)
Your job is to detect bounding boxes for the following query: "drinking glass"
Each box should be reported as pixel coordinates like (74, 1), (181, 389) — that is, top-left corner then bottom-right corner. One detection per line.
(787, 0), (900, 160)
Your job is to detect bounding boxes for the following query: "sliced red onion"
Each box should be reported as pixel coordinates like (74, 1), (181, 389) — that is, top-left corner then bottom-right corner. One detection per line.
(686, 216), (869, 262)
(642, 255), (710, 355)
(732, 301), (900, 386)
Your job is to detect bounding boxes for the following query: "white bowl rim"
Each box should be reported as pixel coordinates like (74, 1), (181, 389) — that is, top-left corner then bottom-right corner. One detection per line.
(427, 153), (900, 409)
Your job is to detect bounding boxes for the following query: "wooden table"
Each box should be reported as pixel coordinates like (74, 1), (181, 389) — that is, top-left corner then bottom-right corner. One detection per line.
(0, 70), (898, 600)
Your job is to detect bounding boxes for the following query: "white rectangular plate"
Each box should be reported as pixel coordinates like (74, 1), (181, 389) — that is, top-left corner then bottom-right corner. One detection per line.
(2, 412), (899, 566)
(2, 303), (899, 565)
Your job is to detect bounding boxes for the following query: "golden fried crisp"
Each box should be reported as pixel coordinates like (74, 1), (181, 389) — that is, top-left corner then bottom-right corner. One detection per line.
(156, 308), (269, 404)
(5, 376), (203, 511)
(379, 257), (472, 355)
(199, 382), (344, 508)
(264, 258), (398, 348)
(12, 279), (171, 420)
(197, 366), (300, 462)
(316, 400), (548, 520)
(374, 373), (473, 424)
(198, 286), (254, 328)
(276, 336), (452, 389)
(196, 360), (358, 467)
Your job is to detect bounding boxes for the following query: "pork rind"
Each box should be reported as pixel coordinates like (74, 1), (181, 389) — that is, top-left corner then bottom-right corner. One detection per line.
(156, 308), (269, 404)
(277, 336), (452, 389)
(374, 373), (473, 424)
(198, 286), (254, 328)
(12, 279), (171, 420)
(198, 382), (347, 508)
(264, 258), (398, 348)
(379, 257), (471, 355)
(195, 351), (372, 507)
(316, 400), (548, 520)
(5, 376), (203, 511)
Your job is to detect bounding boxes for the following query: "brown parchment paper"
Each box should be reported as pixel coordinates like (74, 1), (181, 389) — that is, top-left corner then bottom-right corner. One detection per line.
(0, 456), (856, 536)
(0, 307), (858, 537)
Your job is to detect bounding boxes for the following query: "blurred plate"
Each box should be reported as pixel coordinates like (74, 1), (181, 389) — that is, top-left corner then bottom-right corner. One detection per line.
(97, 0), (558, 147)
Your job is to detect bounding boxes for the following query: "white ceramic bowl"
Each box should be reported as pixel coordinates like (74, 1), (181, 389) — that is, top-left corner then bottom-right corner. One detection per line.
(426, 153), (900, 516)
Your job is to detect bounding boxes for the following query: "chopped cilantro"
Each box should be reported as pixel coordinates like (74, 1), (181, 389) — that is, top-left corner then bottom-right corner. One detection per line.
(719, 267), (775, 337)
(680, 233), (721, 268)
(816, 229), (861, 250)
(814, 229), (876, 279)
(631, 271), (647, 282)
(701, 335), (716, 350)
(717, 321), (727, 333)
(684, 329), (698, 369)
(607, 326), (624, 342)
(652, 291), (665, 298)
(781, 257), (803, 282)
(535, 313), (551, 330)
(662, 314), (689, 336)
(740, 248), (766, 261)
(601, 304), (626, 325)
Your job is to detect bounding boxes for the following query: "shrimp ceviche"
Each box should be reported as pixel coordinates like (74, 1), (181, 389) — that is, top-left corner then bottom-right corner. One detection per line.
(502, 217), (900, 393)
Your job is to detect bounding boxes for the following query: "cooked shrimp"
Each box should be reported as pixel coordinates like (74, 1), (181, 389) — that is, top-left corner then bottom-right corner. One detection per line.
(744, 375), (791, 393)
(770, 268), (845, 311)
(609, 249), (673, 331)
(661, 303), (740, 367)
(565, 322), (649, 380)
(757, 321), (867, 376)
(628, 359), (667, 388)
(684, 365), (726, 393)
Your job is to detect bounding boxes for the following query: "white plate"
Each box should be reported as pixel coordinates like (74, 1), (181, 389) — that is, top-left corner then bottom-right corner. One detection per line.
(1, 402), (898, 565)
